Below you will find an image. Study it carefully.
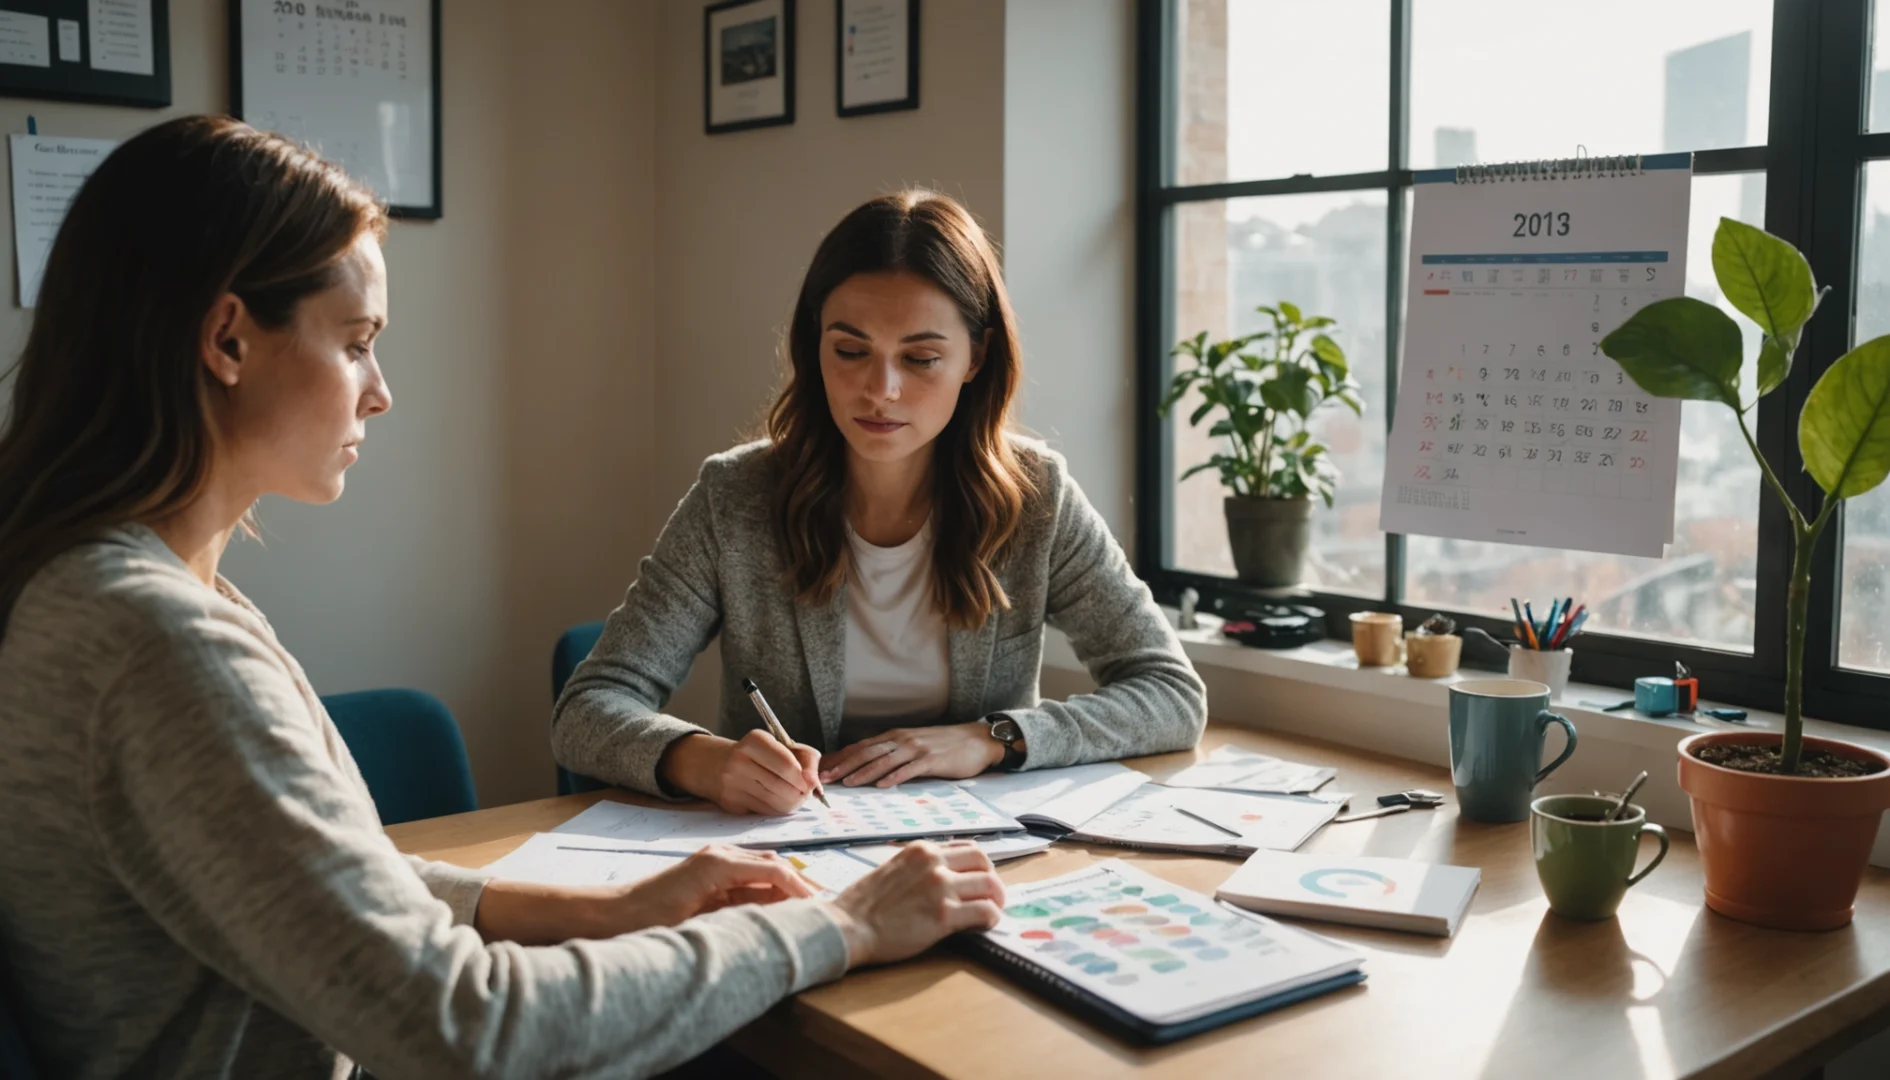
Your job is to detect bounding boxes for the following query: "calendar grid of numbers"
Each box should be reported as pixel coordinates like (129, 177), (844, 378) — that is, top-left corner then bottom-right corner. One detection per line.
(1379, 154), (1692, 558)
(236, 0), (435, 215)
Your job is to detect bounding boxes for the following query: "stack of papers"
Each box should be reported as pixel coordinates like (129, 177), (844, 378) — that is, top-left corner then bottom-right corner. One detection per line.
(550, 780), (1021, 851)
(1216, 850), (1482, 937)
(1066, 785), (1338, 857)
(1165, 746), (1337, 795)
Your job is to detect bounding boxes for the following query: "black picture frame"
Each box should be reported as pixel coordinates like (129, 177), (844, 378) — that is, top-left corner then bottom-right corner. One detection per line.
(0, 0), (170, 109)
(704, 0), (795, 135)
(835, 0), (918, 118)
(229, 0), (443, 220)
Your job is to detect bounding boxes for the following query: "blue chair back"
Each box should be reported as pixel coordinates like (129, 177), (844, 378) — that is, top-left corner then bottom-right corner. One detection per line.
(322, 689), (478, 826)
(552, 620), (610, 796)
(0, 951), (39, 1079)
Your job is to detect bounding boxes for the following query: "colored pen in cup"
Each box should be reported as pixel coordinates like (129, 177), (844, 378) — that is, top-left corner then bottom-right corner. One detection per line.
(741, 677), (831, 809)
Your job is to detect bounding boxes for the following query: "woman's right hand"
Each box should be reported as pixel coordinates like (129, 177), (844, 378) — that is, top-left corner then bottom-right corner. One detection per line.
(828, 841), (1005, 967)
(661, 730), (823, 815)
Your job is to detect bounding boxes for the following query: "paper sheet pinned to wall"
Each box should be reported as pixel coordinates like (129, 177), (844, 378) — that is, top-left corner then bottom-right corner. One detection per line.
(9, 133), (116, 307)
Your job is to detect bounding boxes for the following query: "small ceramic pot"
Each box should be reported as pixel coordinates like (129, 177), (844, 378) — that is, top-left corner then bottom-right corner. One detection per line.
(1404, 632), (1462, 678)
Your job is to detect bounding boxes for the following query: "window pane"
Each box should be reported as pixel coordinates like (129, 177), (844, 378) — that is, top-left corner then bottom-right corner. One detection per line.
(1837, 161), (1890, 670)
(1411, 2), (1771, 169)
(1173, 0), (1389, 185)
(1167, 192), (1388, 595)
(1872, 2), (1890, 132)
(1404, 174), (1764, 650)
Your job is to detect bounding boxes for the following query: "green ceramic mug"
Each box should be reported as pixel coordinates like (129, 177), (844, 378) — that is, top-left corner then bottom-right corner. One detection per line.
(1531, 793), (1669, 920)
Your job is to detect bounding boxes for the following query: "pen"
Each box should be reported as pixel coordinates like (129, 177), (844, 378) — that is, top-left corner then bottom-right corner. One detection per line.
(1509, 597), (1527, 641)
(742, 677), (832, 809)
(1552, 603), (1584, 649)
(1523, 601), (1540, 649)
(1174, 805), (1246, 838)
(1564, 609), (1590, 642)
(1542, 598), (1562, 645)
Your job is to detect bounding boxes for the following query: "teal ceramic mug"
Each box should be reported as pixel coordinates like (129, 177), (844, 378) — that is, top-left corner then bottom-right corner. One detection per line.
(1532, 794), (1669, 920)
(1447, 679), (1578, 823)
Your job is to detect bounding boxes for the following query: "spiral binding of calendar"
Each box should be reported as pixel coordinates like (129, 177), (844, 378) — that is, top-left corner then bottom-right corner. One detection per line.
(1453, 155), (1643, 184)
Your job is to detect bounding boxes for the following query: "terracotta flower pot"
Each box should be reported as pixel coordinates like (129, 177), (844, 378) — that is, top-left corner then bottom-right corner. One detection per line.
(1677, 730), (1890, 931)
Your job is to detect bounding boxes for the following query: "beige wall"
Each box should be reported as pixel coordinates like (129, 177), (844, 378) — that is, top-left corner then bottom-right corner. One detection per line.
(650, 0), (1007, 723)
(0, 0), (661, 809)
(1002, 0), (1136, 545)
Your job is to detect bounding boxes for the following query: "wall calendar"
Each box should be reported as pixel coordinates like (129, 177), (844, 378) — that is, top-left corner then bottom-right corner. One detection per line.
(1379, 153), (1692, 558)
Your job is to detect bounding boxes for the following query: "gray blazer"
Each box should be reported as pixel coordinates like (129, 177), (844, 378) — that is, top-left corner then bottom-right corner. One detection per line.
(552, 438), (1206, 796)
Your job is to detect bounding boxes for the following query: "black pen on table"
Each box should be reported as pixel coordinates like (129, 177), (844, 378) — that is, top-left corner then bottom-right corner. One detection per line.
(741, 677), (832, 809)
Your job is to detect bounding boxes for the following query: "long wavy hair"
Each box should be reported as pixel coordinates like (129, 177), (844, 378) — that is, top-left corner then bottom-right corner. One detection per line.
(0, 115), (386, 625)
(767, 190), (1035, 631)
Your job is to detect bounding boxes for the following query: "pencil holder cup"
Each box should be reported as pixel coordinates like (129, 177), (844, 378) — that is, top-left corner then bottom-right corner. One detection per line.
(1509, 645), (1572, 700)
(1404, 632), (1462, 678)
(1350, 612), (1403, 667)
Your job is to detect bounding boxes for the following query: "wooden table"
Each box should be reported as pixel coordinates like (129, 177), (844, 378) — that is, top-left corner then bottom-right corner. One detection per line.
(389, 725), (1890, 1080)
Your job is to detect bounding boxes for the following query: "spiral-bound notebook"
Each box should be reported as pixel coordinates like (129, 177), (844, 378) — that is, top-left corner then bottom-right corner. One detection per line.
(962, 860), (1365, 1044)
(1379, 153), (1692, 557)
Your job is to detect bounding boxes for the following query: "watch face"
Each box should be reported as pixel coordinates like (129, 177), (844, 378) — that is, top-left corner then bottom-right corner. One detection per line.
(990, 718), (1021, 743)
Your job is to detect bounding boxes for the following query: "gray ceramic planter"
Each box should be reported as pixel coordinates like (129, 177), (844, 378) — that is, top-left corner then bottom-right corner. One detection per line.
(1223, 495), (1312, 587)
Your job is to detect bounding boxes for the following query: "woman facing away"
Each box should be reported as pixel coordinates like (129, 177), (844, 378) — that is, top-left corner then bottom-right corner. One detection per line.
(553, 190), (1206, 815)
(0, 116), (1002, 1080)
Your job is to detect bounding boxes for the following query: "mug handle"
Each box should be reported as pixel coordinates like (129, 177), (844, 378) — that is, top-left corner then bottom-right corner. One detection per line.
(1626, 823), (1669, 887)
(1534, 710), (1578, 785)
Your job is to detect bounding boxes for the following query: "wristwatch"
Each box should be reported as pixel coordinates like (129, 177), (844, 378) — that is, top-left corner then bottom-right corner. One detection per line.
(983, 715), (1028, 770)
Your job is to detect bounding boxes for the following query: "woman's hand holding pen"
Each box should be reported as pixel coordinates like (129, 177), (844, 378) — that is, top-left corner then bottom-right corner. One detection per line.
(660, 730), (823, 815)
(820, 722), (1003, 788)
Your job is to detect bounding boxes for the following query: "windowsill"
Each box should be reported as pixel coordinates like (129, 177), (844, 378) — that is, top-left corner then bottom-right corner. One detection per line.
(1042, 611), (1890, 867)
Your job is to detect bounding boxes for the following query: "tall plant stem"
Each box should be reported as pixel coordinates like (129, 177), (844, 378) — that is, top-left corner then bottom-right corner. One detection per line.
(1784, 523), (1815, 773)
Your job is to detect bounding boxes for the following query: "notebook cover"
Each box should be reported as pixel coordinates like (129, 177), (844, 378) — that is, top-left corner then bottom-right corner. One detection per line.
(956, 935), (1366, 1045)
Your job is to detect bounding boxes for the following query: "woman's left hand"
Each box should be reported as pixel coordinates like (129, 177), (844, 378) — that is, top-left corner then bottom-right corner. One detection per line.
(819, 722), (1004, 788)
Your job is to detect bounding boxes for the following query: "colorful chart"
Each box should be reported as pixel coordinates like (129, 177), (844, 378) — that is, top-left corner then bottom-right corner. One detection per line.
(1001, 867), (1281, 987)
(1299, 867), (1399, 899)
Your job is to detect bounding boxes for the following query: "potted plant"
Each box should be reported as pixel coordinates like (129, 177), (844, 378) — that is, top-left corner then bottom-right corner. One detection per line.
(1601, 218), (1890, 931)
(1159, 302), (1363, 587)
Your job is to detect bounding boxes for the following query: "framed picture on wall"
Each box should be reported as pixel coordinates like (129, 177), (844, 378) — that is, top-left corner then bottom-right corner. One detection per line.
(836, 0), (916, 117)
(705, 0), (794, 135)
(230, 0), (442, 219)
(0, 0), (170, 108)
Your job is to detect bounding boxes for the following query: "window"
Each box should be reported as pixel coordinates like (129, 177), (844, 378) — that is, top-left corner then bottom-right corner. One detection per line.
(1139, 0), (1890, 724)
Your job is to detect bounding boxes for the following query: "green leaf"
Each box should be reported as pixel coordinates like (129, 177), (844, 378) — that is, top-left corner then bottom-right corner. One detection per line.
(1757, 334), (1792, 399)
(1310, 334), (1348, 376)
(1207, 418), (1233, 438)
(1259, 366), (1318, 417)
(1800, 335), (1890, 499)
(1599, 296), (1743, 408)
(1279, 300), (1303, 323)
(1178, 460), (1219, 483)
(1188, 399), (1215, 426)
(1712, 217), (1817, 342)
(1302, 315), (1336, 329)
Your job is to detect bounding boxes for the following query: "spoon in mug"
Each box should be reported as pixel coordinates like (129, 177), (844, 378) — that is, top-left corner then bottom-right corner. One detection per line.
(1606, 770), (1649, 823)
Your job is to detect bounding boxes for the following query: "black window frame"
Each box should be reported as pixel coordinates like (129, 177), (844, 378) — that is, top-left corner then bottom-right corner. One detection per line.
(1134, 0), (1890, 727)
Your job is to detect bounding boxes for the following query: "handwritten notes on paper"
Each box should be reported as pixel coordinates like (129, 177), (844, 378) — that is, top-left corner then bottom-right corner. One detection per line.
(9, 134), (116, 307)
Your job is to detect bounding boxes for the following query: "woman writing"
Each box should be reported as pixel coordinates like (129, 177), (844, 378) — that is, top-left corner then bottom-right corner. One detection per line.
(0, 117), (1001, 1079)
(554, 191), (1205, 814)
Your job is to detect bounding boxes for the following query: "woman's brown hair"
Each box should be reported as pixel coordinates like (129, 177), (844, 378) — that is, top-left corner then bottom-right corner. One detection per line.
(0, 115), (386, 623)
(768, 190), (1035, 631)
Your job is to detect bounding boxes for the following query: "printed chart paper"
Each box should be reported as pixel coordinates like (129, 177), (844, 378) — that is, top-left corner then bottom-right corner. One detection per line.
(550, 782), (1020, 852)
(986, 860), (1364, 1025)
(1381, 156), (1692, 557)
